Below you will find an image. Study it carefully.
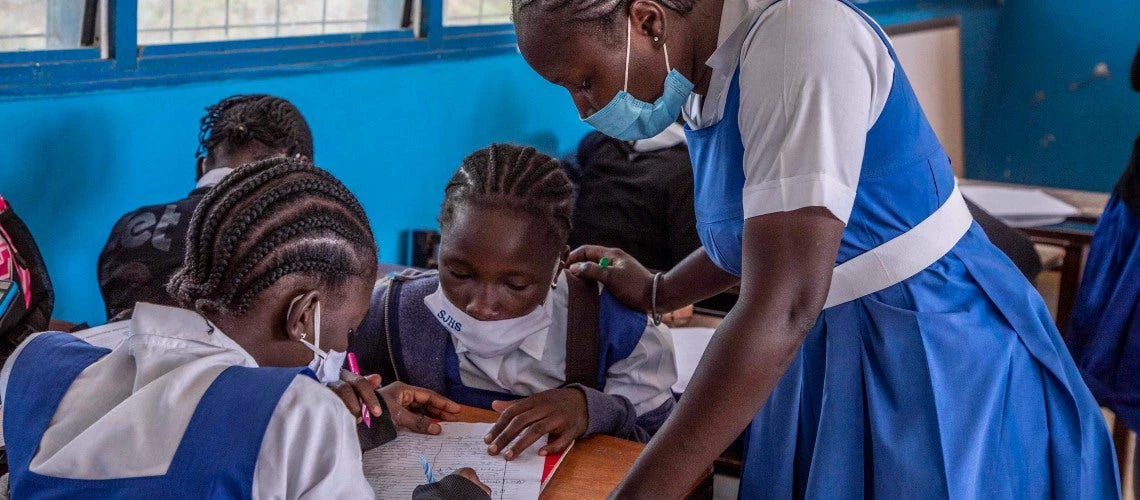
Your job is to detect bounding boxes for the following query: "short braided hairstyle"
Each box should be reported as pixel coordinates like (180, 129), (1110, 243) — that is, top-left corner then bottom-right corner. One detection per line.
(197, 94), (314, 165)
(439, 144), (574, 249)
(512, 0), (695, 41)
(168, 156), (376, 315)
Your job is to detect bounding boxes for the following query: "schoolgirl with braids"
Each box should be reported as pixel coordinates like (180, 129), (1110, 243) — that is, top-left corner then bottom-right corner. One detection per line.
(2, 157), (491, 499)
(512, 0), (1118, 497)
(351, 143), (677, 460)
(99, 93), (315, 321)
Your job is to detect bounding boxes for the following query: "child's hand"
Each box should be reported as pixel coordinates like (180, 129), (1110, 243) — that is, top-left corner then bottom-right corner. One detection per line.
(378, 382), (462, 434)
(484, 388), (588, 460)
(328, 370), (384, 425)
(454, 468), (492, 496)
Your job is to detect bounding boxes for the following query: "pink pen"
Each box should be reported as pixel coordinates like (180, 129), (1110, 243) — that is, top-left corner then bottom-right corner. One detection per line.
(347, 352), (371, 428)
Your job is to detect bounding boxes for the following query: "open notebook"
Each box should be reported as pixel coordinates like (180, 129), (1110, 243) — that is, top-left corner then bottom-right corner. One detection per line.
(362, 422), (570, 500)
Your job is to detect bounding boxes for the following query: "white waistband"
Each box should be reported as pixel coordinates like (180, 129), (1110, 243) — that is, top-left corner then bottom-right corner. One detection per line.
(824, 182), (973, 309)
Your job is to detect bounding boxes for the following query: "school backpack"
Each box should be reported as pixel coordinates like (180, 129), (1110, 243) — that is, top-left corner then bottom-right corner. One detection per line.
(0, 195), (54, 362)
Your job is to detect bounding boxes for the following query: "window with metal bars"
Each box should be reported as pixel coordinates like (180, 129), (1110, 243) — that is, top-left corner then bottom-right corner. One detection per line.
(0, 0), (96, 52)
(136, 0), (406, 45)
(0, 0), (519, 96)
(442, 0), (509, 27)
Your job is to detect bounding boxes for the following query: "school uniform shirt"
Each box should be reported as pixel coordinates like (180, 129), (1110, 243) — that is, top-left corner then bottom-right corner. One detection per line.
(452, 273), (676, 417)
(96, 168), (233, 320)
(680, 0), (1118, 497)
(0, 302), (373, 498)
(1069, 136), (1140, 432)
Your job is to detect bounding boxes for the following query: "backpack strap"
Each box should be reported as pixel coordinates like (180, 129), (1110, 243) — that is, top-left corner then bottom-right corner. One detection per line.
(564, 273), (601, 388)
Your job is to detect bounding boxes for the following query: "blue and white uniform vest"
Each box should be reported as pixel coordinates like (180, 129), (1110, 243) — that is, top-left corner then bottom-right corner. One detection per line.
(683, 0), (1119, 497)
(4, 332), (313, 499)
(351, 272), (648, 410)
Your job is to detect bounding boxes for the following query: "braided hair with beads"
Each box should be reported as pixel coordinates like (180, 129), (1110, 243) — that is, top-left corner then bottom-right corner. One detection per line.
(168, 156), (376, 316)
(197, 94), (315, 166)
(439, 143), (575, 248)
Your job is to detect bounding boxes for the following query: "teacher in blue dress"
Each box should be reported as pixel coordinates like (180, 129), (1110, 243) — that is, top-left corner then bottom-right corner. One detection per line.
(510, 0), (1120, 497)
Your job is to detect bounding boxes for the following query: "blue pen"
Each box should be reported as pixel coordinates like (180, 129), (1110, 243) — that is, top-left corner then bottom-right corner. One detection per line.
(419, 455), (436, 483)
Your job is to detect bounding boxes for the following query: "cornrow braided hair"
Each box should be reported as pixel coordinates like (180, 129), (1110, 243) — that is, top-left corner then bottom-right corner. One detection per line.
(512, 0), (695, 38)
(439, 144), (575, 247)
(197, 94), (315, 162)
(168, 156), (376, 315)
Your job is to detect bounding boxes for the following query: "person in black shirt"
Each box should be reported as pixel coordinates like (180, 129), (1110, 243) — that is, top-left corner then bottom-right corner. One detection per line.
(97, 94), (314, 321)
(569, 124), (701, 272)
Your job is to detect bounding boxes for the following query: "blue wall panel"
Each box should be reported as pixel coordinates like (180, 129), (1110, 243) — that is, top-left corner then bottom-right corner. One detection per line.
(0, 53), (589, 324)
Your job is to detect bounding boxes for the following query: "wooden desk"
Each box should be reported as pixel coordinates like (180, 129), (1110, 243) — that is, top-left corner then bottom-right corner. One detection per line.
(1021, 221), (1098, 335)
(454, 406), (712, 499)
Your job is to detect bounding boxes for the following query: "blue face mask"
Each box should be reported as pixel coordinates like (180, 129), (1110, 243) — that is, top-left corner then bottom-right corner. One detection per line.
(583, 17), (695, 141)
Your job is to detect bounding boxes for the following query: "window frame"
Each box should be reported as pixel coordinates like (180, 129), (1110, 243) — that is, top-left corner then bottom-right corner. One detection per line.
(0, 0), (518, 97)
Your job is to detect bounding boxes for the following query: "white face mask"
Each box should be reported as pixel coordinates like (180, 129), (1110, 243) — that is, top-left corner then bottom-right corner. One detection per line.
(423, 284), (554, 359)
(287, 296), (347, 384)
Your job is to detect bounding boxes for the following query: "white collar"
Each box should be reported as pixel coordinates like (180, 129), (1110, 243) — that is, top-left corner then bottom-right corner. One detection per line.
(685, 0), (777, 129)
(195, 167), (234, 189)
(129, 302), (258, 368)
(705, 0), (778, 78)
(632, 123), (688, 152)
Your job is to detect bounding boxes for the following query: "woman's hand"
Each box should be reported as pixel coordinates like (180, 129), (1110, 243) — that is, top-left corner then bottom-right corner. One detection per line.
(379, 382), (462, 434)
(567, 246), (739, 315)
(329, 370), (384, 425)
(566, 245), (655, 312)
(484, 388), (589, 460)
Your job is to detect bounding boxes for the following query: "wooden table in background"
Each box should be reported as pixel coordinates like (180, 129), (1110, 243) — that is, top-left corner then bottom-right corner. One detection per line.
(454, 405), (712, 499)
(959, 179), (1111, 334)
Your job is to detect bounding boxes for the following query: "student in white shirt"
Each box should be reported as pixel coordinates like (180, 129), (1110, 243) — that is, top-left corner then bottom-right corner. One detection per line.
(1, 157), (490, 499)
(351, 144), (677, 461)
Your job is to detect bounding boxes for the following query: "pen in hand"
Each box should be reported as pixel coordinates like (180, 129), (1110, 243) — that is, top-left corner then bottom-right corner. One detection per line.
(346, 352), (371, 428)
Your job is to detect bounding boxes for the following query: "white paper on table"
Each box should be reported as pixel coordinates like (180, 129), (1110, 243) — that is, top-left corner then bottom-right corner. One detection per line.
(362, 422), (544, 500)
(670, 327), (716, 394)
(960, 185), (1078, 226)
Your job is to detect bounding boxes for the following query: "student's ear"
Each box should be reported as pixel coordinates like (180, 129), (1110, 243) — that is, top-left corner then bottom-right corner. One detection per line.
(284, 290), (321, 342)
(559, 245), (571, 269)
(629, 0), (668, 43)
(553, 245), (571, 288)
(196, 157), (207, 180)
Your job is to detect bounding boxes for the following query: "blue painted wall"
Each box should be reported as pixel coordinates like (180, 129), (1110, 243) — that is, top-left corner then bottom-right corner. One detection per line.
(862, 0), (1003, 186)
(0, 54), (590, 325)
(971, 0), (1140, 191)
(2, 0), (1137, 324)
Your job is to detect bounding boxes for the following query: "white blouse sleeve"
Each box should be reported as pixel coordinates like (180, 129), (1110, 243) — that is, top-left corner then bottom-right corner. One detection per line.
(253, 377), (376, 499)
(736, 0), (895, 224)
(603, 322), (678, 415)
